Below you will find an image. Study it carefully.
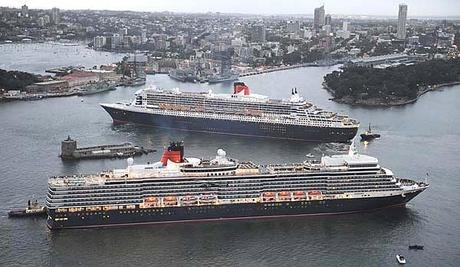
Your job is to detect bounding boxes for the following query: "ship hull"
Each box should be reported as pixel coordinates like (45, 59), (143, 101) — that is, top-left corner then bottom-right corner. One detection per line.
(101, 105), (357, 142)
(47, 190), (421, 229)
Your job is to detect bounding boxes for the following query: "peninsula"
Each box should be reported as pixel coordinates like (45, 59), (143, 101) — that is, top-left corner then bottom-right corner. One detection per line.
(323, 59), (460, 106)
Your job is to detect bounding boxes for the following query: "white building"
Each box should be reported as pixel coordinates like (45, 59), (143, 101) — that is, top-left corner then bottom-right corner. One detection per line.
(342, 21), (349, 32)
(94, 36), (106, 49)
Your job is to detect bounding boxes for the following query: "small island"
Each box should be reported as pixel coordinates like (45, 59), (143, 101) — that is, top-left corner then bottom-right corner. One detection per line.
(323, 58), (460, 106)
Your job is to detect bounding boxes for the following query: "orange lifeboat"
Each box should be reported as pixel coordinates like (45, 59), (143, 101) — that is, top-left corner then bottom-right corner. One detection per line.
(293, 191), (307, 200)
(308, 191), (323, 200)
(144, 196), (158, 203)
(163, 196), (178, 206)
(143, 196), (158, 207)
(277, 191), (291, 201)
(199, 194), (218, 204)
(262, 192), (276, 202)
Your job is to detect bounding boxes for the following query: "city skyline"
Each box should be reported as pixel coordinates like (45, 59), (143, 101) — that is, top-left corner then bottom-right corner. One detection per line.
(1, 0), (459, 17)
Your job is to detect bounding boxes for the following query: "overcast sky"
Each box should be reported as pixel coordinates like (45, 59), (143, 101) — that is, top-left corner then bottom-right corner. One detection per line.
(1, 0), (459, 17)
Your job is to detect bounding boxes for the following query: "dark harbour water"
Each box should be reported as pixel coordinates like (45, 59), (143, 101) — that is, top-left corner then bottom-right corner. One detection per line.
(1, 44), (460, 266)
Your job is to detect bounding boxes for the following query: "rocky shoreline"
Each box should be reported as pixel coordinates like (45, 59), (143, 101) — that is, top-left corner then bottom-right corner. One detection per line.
(325, 81), (460, 107)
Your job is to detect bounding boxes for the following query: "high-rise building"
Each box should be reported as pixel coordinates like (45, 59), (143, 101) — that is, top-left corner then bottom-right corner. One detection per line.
(94, 36), (107, 49)
(287, 20), (300, 34)
(141, 29), (147, 44)
(112, 33), (122, 49)
(21, 4), (28, 18)
(342, 21), (349, 32)
(397, 4), (407, 40)
(314, 5), (325, 30)
(51, 7), (60, 25)
(325, 14), (332, 26)
(251, 24), (266, 43)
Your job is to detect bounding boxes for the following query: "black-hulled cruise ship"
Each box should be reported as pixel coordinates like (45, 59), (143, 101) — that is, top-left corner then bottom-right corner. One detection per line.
(46, 142), (428, 229)
(100, 82), (359, 142)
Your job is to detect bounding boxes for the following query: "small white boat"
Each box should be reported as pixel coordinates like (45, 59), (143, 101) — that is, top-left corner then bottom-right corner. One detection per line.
(306, 153), (315, 158)
(396, 254), (406, 264)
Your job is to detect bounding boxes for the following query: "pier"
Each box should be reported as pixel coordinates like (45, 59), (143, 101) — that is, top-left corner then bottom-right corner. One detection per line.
(239, 61), (339, 78)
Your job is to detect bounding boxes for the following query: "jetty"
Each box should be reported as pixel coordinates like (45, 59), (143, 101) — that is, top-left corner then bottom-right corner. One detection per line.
(60, 136), (155, 160)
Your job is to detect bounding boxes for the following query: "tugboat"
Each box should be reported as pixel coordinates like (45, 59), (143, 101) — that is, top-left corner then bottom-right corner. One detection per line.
(8, 200), (46, 218)
(396, 254), (406, 264)
(360, 123), (381, 141)
(408, 245), (424, 250)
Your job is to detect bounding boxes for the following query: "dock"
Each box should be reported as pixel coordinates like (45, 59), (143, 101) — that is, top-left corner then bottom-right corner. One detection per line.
(60, 136), (156, 160)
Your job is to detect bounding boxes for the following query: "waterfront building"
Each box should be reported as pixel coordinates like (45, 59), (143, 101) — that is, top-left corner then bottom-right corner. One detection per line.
(94, 36), (107, 49)
(397, 4), (408, 40)
(346, 53), (426, 68)
(112, 34), (122, 50)
(61, 71), (99, 87)
(25, 80), (69, 93)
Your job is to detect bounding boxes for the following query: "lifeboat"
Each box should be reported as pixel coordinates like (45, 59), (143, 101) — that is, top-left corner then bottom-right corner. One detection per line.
(277, 191), (291, 201)
(144, 196), (158, 203)
(199, 194), (218, 204)
(143, 196), (159, 207)
(308, 190), (323, 200)
(181, 196), (199, 206)
(262, 192), (276, 202)
(163, 196), (178, 206)
(293, 191), (307, 200)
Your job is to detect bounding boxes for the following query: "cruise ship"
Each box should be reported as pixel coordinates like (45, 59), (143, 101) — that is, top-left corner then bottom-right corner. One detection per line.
(46, 142), (428, 229)
(100, 82), (359, 142)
